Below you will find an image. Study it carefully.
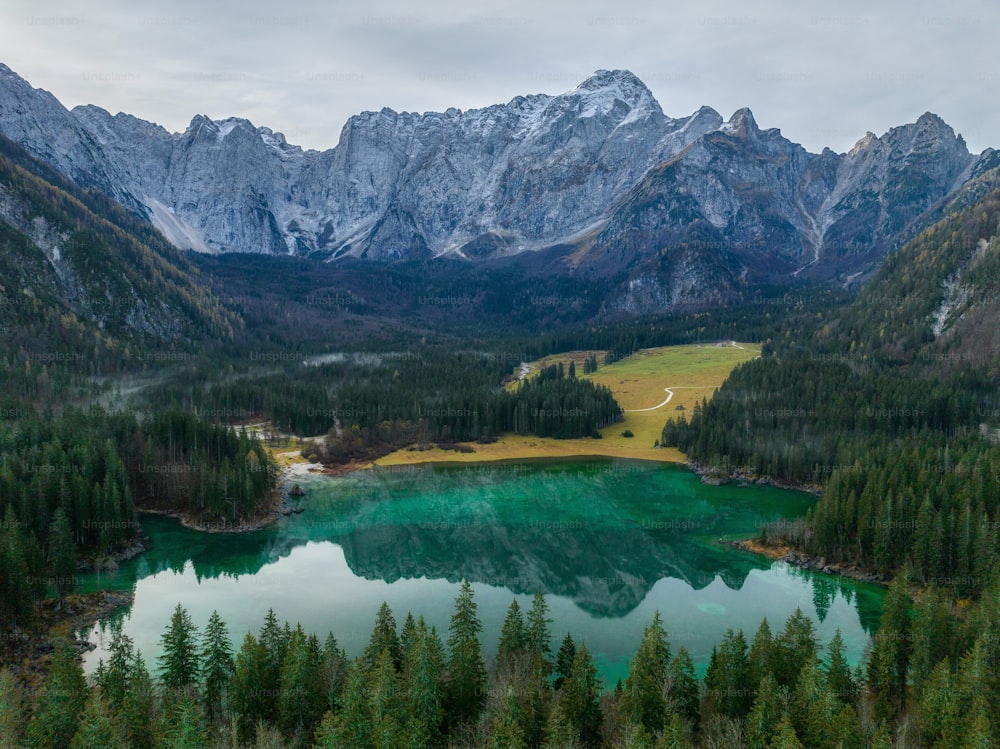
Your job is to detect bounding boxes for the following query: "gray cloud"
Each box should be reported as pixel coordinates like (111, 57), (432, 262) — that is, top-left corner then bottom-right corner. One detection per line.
(1, 0), (996, 153)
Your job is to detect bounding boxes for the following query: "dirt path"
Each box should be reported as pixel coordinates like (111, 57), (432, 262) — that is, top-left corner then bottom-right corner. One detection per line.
(624, 385), (721, 413)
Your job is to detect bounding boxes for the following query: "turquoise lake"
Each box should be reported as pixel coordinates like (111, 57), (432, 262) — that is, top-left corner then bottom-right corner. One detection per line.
(78, 459), (884, 686)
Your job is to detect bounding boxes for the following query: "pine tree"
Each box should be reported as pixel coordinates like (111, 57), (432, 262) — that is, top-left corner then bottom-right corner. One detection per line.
(488, 687), (527, 749)
(445, 579), (487, 725)
(69, 688), (128, 749)
(555, 632), (577, 690)
(560, 641), (603, 747)
(527, 592), (554, 662)
(277, 625), (325, 741)
(403, 618), (445, 742)
(157, 603), (200, 691)
(0, 505), (35, 637)
(774, 609), (817, 690)
(820, 631), (853, 704)
(27, 640), (88, 749)
(542, 699), (582, 749)
(666, 647), (699, 726)
(746, 673), (785, 749)
(370, 647), (423, 749)
(320, 632), (348, 713)
(95, 623), (137, 713)
(329, 660), (373, 749)
(230, 633), (269, 744)
(364, 601), (402, 672)
(200, 609), (234, 722)
(121, 654), (156, 749)
(704, 628), (752, 718)
(867, 574), (912, 721)
(767, 715), (804, 749)
(655, 713), (694, 749)
(159, 691), (208, 749)
(400, 612), (418, 668)
(790, 660), (840, 749)
(256, 608), (287, 725)
(748, 618), (775, 687)
(624, 611), (672, 732)
(498, 598), (528, 671)
(45, 507), (75, 599)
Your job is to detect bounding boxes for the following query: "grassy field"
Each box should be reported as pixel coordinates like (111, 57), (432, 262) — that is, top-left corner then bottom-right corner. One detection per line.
(374, 342), (759, 467)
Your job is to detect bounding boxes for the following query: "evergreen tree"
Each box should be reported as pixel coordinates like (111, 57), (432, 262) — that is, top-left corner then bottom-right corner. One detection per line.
(199, 609), (234, 722)
(555, 632), (577, 690)
(364, 601), (402, 672)
(120, 655), (156, 749)
(277, 625), (325, 741)
(867, 574), (912, 721)
(767, 715), (804, 749)
(560, 641), (603, 747)
(157, 603), (200, 691)
(498, 598), (528, 670)
(400, 612), (418, 667)
(746, 673), (785, 749)
(666, 647), (699, 727)
(0, 505), (35, 637)
(69, 689), (128, 749)
(774, 609), (817, 690)
(655, 713), (694, 749)
(45, 507), (75, 599)
(159, 692), (208, 749)
(624, 611), (672, 732)
(488, 688), (527, 749)
(329, 660), (373, 749)
(403, 618), (445, 742)
(369, 647), (424, 749)
(823, 629), (855, 703)
(542, 699), (583, 749)
(445, 579), (487, 725)
(26, 640), (87, 749)
(320, 632), (348, 713)
(704, 628), (752, 719)
(256, 608), (287, 725)
(230, 633), (269, 744)
(527, 591), (554, 661)
(748, 618), (776, 687)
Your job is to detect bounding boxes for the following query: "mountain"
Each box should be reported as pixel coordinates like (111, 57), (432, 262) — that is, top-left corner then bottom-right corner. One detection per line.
(577, 111), (981, 313)
(0, 62), (992, 312)
(0, 134), (236, 368)
(817, 162), (1000, 376)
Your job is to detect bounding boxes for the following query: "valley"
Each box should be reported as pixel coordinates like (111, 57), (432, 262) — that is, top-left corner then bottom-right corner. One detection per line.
(2, 52), (1000, 749)
(373, 342), (759, 466)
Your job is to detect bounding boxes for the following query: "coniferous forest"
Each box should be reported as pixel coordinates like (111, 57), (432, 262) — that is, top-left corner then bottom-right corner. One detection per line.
(6, 577), (1000, 749)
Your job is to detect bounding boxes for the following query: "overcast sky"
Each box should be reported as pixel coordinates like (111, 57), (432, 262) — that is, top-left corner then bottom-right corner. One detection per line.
(0, 0), (996, 154)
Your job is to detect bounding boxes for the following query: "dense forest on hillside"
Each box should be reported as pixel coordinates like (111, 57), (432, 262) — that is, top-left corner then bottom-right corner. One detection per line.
(142, 354), (621, 459)
(0, 408), (277, 647)
(5, 575), (1000, 748)
(661, 187), (1000, 600)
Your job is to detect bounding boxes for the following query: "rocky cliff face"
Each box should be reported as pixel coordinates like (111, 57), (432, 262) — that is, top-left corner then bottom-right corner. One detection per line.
(0, 62), (990, 312)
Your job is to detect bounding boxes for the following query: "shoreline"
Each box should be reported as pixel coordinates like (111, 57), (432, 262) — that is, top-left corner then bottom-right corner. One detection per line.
(724, 538), (889, 587)
(684, 460), (823, 495)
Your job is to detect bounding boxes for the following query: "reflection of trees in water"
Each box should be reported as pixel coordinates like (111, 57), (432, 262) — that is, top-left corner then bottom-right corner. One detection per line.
(789, 564), (883, 635)
(83, 473), (879, 627)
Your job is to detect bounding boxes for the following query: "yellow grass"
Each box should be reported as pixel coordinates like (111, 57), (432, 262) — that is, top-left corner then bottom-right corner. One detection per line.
(374, 342), (759, 467)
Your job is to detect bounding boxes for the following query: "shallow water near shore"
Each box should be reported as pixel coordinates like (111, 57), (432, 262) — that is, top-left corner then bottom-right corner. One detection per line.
(78, 459), (884, 686)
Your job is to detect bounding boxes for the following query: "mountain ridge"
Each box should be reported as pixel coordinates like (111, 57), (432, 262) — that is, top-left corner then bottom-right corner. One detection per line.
(0, 62), (992, 312)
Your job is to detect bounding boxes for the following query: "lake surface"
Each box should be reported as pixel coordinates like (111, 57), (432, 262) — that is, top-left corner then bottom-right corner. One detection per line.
(79, 460), (884, 686)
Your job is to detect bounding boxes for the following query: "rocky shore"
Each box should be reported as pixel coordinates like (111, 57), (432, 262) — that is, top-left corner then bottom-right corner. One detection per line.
(687, 460), (823, 495)
(724, 538), (889, 586)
